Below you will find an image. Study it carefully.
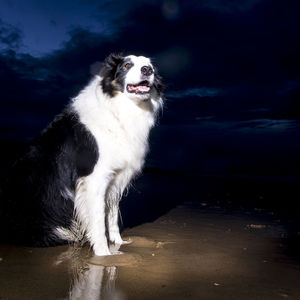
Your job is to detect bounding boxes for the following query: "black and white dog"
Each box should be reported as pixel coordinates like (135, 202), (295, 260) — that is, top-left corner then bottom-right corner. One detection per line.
(1, 53), (163, 256)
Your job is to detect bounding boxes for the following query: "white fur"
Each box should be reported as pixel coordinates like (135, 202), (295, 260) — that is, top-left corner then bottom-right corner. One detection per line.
(124, 55), (155, 101)
(125, 56), (154, 84)
(59, 56), (162, 256)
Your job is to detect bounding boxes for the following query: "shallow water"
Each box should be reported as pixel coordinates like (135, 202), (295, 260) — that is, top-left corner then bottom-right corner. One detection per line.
(0, 203), (300, 299)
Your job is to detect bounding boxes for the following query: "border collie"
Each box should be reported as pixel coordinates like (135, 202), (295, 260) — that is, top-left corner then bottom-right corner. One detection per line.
(1, 53), (163, 256)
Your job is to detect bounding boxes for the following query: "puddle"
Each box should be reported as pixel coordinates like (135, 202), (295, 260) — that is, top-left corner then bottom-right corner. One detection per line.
(0, 203), (300, 299)
(89, 252), (141, 267)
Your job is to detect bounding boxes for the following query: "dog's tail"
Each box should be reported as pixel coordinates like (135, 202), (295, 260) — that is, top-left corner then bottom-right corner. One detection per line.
(54, 220), (86, 243)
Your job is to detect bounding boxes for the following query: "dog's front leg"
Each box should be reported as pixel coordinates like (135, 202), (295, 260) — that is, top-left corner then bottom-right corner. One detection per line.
(78, 171), (112, 256)
(89, 191), (110, 256)
(108, 202), (123, 245)
(108, 203), (132, 245)
(107, 169), (134, 245)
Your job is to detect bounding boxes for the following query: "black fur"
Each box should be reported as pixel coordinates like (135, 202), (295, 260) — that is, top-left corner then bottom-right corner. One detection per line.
(1, 108), (98, 246)
(152, 67), (164, 97)
(100, 53), (126, 97)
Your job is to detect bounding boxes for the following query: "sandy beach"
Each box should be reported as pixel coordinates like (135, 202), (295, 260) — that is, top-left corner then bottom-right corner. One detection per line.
(0, 202), (299, 299)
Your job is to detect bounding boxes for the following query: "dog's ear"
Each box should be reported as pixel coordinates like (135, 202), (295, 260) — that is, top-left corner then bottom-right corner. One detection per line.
(100, 53), (124, 97)
(100, 53), (124, 77)
(106, 53), (124, 67)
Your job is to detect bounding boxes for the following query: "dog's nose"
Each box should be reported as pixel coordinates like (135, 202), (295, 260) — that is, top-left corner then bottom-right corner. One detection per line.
(141, 66), (153, 76)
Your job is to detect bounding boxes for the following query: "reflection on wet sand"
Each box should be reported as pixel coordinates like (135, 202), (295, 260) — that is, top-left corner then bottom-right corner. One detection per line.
(69, 264), (119, 300)
(56, 244), (125, 300)
(0, 203), (300, 299)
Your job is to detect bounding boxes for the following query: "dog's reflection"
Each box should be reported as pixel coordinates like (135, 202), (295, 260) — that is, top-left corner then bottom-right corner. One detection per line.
(56, 244), (125, 300)
(69, 264), (122, 300)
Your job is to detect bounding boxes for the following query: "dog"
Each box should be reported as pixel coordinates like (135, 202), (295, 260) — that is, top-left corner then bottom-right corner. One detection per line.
(1, 53), (163, 256)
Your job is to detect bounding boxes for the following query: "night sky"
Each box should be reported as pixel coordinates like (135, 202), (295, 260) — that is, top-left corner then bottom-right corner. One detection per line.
(1, 0), (300, 176)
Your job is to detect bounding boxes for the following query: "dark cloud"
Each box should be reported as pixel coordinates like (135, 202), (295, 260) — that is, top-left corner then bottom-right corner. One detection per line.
(1, 0), (300, 174)
(0, 19), (23, 51)
(3, 0), (300, 90)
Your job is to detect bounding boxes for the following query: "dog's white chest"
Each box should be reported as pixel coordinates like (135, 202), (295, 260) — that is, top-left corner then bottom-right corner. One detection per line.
(94, 104), (153, 172)
(72, 80), (156, 173)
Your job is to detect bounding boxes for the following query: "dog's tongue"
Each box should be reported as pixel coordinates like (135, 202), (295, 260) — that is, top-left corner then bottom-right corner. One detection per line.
(137, 85), (150, 92)
(128, 84), (150, 93)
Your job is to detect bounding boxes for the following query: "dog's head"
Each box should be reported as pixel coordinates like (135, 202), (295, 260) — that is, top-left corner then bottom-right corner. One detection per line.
(100, 53), (163, 101)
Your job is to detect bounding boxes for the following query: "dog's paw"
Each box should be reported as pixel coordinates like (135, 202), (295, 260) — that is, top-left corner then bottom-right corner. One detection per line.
(111, 237), (132, 245)
(93, 245), (112, 256)
(110, 233), (126, 245)
(120, 238), (132, 245)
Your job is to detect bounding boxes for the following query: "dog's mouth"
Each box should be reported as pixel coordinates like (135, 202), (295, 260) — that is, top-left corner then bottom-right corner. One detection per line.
(126, 81), (151, 94)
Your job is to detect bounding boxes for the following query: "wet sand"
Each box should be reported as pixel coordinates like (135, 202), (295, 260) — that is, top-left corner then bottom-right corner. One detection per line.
(0, 203), (300, 299)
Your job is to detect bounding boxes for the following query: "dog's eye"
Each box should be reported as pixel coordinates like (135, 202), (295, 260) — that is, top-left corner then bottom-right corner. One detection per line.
(123, 63), (132, 71)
